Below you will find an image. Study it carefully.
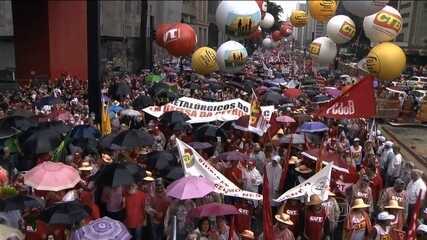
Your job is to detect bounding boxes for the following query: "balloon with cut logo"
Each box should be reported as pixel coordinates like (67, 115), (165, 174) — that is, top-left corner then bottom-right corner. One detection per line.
(308, 37), (337, 65)
(272, 30), (283, 41)
(260, 12), (275, 29)
(327, 15), (356, 44)
(343, 0), (389, 17)
(164, 23), (197, 57)
(256, 0), (267, 18)
(262, 37), (273, 48)
(216, 41), (248, 73)
(155, 23), (172, 47)
(290, 10), (308, 27)
(363, 5), (402, 43)
(366, 42), (406, 81)
(308, 0), (338, 23)
(216, 1), (261, 39)
(192, 47), (219, 75)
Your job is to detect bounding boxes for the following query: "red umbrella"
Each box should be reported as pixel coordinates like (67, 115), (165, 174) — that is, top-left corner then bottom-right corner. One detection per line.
(275, 115), (296, 124)
(255, 86), (268, 95)
(56, 111), (73, 121)
(189, 203), (239, 218)
(283, 88), (302, 98)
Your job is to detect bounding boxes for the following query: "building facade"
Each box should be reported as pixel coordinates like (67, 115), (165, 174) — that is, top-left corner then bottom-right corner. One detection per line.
(0, 0), (14, 74)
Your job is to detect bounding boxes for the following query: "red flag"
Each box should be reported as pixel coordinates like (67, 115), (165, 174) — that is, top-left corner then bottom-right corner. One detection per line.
(279, 134), (293, 192)
(316, 75), (376, 119)
(262, 168), (274, 240)
(407, 191), (423, 240)
(316, 139), (325, 172)
(228, 216), (235, 240)
(261, 112), (280, 144)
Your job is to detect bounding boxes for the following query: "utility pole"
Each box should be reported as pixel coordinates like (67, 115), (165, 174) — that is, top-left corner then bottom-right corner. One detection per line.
(140, 0), (150, 70)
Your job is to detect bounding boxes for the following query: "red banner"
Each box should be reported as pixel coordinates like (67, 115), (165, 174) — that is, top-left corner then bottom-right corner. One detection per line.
(316, 76), (376, 119)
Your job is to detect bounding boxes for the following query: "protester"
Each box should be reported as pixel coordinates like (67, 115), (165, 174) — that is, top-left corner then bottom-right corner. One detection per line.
(303, 194), (329, 240)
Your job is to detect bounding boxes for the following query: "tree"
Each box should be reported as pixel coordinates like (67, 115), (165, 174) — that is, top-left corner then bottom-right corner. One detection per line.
(266, 1), (284, 32)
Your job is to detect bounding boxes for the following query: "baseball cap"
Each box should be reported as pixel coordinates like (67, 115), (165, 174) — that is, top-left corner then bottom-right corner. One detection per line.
(377, 211), (395, 221)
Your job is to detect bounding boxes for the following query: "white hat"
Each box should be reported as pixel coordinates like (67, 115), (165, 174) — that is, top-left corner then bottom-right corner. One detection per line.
(376, 130), (382, 136)
(353, 138), (360, 142)
(418, 224), (427, 233)
(385, 141), (394, 147)
(377, 211), (395, 221)
(377, 136), (386, 142)
(272, 155), (281, 162)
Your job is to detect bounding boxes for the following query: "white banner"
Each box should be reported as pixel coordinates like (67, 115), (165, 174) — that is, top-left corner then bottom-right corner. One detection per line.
(143, 97), (275, 124)
(176, 138), (262, 200)
(274, 163), (333, 202)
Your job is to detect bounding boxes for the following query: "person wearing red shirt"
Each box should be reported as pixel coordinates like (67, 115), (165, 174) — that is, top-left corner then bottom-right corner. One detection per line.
(80, 190), (101, 223)
(147, 178), (171, 240)
(224, 161), (243, 189)
(303, 194), (330, 240)
(280, 198), (303, 238)
(124, 183), (146, 240)
(234, 198), (253, 233)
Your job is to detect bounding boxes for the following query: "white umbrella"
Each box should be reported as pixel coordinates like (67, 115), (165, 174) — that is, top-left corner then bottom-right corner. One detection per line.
(120, 109), (141, 117)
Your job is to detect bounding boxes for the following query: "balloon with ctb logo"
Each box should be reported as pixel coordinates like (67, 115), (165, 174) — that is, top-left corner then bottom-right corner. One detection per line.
(326, 15), (356, 44)
(363, 5), (402, 43)
(366, 42), (406, 81)
(308, 37), (337, 65)
(308, 0), (338, 23)
(290, 10), (308, 27)
(216, 41), (248, 73)
(192, 47), (219, 75)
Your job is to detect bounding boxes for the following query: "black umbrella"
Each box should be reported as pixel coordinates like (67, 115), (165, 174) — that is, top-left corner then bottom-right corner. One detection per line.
(149, 82), (170, 96)
(9, 109), (34, 118)
(165, 167), (185, 181)
(146, 151), (176, 171)
(110, 82), (131, 100)
(99, 132), (120, 149)
(0, 195), (43, 211)
(112, 129), (154, 149)
(35, 96), (61, 109)
(0, 127), (18, 139)
(189, 142), (213, 150)
(18, 128), (62, 155)
(261, 91), (288, 105)
(159, 111), (190, 128)
(193, 124), (226, 141)
(94, 163), (135, 187)
(40, 201), (89, 225)
(70, 125), (101, 140)
(132, 95), (154, 110)
(170, 121), (192, 132)
(0, 116), (37, 131)
(38, 121), (72, 135)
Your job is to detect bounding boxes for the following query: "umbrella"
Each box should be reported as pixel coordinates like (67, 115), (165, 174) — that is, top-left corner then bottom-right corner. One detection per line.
(145, 74), (163, 84)
(283, 88), (302, 98)
(217, 151), (249, 161)
(56, 111), (74, 121)
(255, 86), (268, 95)
(35, 96), (61, 109)
(275, 115), (296, 124)
(112, 129), (154, 149)
(0, 116), (37, 131)
(189, 203), (239, 218)
(0, 195), (43, 211)
(18, 128), (62, 155)
(170, 121), (192, 132)
(99, 132), (120, 149)
(132, 95), (154, 110)
(0, 224), (24, 240)
(193, 124), (226, 141)
(72, 217), (131, 240)
(159, 111), (190, 128)
(24, 161), (81, 191)
(165, 167), (185, 181)
(166, 176), (215, 200)
(189, 142), (213, 150)
(314, 95), (332, 103)
(8, 109), (34, 118)
(40, 201), (89, 225)
(279, 134), (309, 145)
(146, 151), (176, 171)
(261, 91), (288, 105)
(299, 121), (329, 133)
(325, 87), (341, 97)
(0, 128), (18, 139)
(120, 109), (141, 117)
(110, 82), (131, 99)
(94, 163), (135, 187)
(38, 121), (72, 135)
(70, 125), (101, 140)
(109, 105), (124, 116)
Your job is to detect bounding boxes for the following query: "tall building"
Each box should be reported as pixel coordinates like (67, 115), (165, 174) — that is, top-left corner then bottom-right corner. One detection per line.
(0, 0), (14, 72)
(293, 2), (326, 49)
(182, 0), (208, 47)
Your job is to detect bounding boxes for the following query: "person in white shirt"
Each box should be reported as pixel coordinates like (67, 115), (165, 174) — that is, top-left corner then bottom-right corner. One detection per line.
(266, 155), (282, 207)
(242, 160), (263, 193)
(406, 169), (427, 224)
(387, 146), (404, 184)
(380, 141), (394, 177)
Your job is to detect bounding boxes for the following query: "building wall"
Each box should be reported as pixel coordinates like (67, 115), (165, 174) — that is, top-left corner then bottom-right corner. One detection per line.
(182, 0), (209, 48)
(0, 1), (13, 36)
(0, 0), (14, 71)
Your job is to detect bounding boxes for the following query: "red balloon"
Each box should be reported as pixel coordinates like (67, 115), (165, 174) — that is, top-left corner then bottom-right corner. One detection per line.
(280, 25), (293, 37)
(249, 29), (262, 41)
(155, 23), (172, 47)
(282, 21), (293, 29)
(256, 0), (267, 17)
(164, 23), (197, 57)
(272, 30), (282, 41)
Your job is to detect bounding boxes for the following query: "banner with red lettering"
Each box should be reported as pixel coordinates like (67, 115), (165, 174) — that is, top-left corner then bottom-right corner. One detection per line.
(315, 76), (376, 119)
(143, 97), (275, 124)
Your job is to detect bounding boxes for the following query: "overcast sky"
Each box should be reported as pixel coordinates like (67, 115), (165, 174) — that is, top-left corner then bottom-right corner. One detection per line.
(271, 0), (305, 21)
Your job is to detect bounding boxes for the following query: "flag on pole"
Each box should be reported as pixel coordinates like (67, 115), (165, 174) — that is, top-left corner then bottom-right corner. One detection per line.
(279, 134), (293, 192)
(247, 90), (270, 136)
(101, 104), (111, 136)
(315, 140), (325, 172)
(262, 168), (274, 240)
(407, 191), (423, 240)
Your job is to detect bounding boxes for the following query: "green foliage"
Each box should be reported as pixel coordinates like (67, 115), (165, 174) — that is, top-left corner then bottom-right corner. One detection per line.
(266, 1), (284, 32)
(0, 186), (18, 199)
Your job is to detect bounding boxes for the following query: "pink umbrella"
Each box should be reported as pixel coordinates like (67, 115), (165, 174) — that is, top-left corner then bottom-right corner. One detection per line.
(24, 161), (81, 191)
(325, 87), (341, 98)
(166, 176), (215, 200)
(283, 88), (302, 98)
(189, 203), (239, 218)
(56, 111), (73, 121)
(275, 115), (296, 124)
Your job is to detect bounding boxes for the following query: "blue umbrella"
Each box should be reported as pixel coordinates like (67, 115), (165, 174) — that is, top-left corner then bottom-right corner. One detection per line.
(299, 121), (329, 133)
(70, 125), (101, 140)
(108, 105), (123, 116)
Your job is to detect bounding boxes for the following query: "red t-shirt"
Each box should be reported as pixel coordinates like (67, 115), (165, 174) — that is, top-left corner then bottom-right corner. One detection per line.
(283, 202), (303, 236)
(234, 202), (252, 233)
(304, 207), (327, 240)
(224, 167), (243, 188)
(125, 191), (146, 228)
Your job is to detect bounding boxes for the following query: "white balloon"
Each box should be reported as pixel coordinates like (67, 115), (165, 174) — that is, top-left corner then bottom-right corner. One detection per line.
(363, 5), (402, 43)
(216, 40), (248, 73)
(260, 13), (275, 29)
(343, 0), (389, 17)
(262, 38), (273, 48)
(309, 37), (337, 65)
(327, 15), (356, 44)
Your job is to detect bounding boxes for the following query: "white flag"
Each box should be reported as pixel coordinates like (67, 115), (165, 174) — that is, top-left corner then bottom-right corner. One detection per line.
(176, 139), (262, 200)
(274, 163), (333, 202)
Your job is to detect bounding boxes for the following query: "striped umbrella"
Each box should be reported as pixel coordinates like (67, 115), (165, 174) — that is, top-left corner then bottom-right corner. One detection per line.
(72, 217), (131, 240)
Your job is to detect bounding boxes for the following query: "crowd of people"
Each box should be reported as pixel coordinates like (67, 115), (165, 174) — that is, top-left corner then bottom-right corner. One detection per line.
(0, 44), (426, 240)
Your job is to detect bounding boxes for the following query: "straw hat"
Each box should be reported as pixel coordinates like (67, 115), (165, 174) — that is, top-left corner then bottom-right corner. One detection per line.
(306, 194), (322, 206)
(295, 165), (313, 174)
(274, 213), (294, 225)
(326, 188), (336, 197)
(101, 154), (113, 163)
(351, 198), (370, 209)
(240, 230), (255, 239)
(143, 171), (155, 181)
(289, 156), (302, 165)
(78, 161), (93, 171)
(277, 128), (285, 135)
(384, 199), (404, 210)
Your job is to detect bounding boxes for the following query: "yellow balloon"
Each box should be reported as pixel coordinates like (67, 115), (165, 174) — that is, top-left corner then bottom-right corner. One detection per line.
(290, 10), (308, 27)
(308, 0), (337, 23)
(366, 42), (406, 81)
(191, 47), (218, 75)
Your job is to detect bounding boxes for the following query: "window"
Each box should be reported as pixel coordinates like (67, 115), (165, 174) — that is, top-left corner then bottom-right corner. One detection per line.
(403, 23), (409, 28)
(401, 12), (410, 18)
